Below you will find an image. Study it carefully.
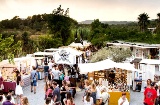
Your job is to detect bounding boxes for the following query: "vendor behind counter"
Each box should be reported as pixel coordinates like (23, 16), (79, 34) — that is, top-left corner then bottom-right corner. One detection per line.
(108, 70), (115, 84)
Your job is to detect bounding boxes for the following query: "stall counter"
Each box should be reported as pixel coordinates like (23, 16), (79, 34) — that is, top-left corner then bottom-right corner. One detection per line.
(108, 91), (130, 105)
(3, 81), (16, 93)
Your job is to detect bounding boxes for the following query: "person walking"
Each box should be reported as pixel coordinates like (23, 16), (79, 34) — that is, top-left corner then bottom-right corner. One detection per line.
(15, 72), (23, 104)
(44, 63), (49, 82)
(30, 66), (38, 94)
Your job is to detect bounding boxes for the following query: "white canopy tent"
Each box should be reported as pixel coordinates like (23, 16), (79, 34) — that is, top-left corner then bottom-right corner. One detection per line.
(115, 63), (137, 71)
(139, 59), (160, 92)
(78, 59), (116, 74)
(69, 42), (84, 48)
(59, 47), (83, 56)
(140, 59), (160, 64)
(79, 59), (138, 74)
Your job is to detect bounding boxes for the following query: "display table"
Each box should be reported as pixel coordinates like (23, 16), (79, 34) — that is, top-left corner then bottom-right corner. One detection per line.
(3, 81), (16, 93)
(22, 75), (31, 87)
(108, 92), (130, 105)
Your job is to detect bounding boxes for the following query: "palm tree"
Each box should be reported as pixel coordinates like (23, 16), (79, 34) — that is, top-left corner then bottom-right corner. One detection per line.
(156, 13), (160, 34)
(157, 13), (160, 20)
(138, 13), (150, 32)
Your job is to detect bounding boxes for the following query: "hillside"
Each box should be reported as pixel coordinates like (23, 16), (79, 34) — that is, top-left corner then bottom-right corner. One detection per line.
(79, 20), (136, 25)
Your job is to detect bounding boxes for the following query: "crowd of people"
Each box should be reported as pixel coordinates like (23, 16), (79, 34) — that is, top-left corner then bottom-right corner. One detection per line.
(0, 70), (29, 105)
(81, 79), (130, 105)
(43, 61), (77, 105)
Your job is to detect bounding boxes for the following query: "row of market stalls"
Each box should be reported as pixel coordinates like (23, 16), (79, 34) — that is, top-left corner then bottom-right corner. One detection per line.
(0, 57), (37, 93)
(0, 41), (91, 93)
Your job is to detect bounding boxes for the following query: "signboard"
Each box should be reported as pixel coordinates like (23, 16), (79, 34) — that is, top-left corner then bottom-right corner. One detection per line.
(54, 50), (76, 65)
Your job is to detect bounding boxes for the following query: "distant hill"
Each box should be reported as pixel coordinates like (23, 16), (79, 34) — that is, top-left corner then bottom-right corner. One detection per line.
(79, 20), (136, 25)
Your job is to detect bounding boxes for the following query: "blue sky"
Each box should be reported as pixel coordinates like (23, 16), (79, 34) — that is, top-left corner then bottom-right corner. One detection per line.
(0, 0), (160, 22)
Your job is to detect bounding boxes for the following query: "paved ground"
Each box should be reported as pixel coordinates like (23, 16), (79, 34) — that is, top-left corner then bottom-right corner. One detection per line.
(23, 80), (144, 105)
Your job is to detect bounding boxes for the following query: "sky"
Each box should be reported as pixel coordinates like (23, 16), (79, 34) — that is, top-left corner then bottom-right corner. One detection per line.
(0, 0), (160, 22)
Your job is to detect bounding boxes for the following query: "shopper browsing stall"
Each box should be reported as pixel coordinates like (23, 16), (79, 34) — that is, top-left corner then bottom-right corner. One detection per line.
(118, 92), (129, 105)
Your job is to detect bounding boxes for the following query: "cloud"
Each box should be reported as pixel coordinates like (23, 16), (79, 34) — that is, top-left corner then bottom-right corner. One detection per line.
(0, 0), (160, 21)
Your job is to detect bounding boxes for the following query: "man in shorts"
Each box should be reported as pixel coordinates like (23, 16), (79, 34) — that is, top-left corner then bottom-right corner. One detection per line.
(44, 62), (49, 82)
(30, 66), (38, 94)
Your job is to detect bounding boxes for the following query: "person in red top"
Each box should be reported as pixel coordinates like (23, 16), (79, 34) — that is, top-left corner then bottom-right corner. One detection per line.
(144, 82), (157, 105)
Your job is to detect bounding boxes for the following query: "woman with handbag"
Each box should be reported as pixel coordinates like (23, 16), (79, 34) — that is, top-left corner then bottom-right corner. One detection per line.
(15, 71), (23, 104)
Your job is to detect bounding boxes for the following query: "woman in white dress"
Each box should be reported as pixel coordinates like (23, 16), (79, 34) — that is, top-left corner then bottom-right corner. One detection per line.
(15, 72), (23, 104)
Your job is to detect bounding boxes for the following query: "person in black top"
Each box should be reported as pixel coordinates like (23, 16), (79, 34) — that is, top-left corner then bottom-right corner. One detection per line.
(60, 80), (67, 105)
(109, 70), (115, 84)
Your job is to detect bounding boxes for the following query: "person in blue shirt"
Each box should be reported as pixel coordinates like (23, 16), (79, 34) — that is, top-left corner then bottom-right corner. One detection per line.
(30, 66), (38, 94)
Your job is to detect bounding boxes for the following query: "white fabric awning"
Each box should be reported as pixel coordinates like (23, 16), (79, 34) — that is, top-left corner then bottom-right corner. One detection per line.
(78, 59), (116, 74)
(59, 47), (83, 56)
(140, 59), (160, 65)
(79, 59), (138, 74)
(115, 63), (137, 71)
(69, 42), (84, 48)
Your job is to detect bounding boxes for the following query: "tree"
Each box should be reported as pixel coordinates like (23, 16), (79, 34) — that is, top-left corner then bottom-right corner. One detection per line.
(138, 13), (150, 32)
(90, 47), (132, 63)
(155, 13), (160, 34)
(38, 35), (63, 51)
(0, 34), (22, 63)
(47, 5), (78, 45)
(89, 19), (108, 49)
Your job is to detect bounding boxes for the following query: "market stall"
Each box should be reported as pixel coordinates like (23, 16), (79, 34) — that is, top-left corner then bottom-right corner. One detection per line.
(87, 69), (131, 105)
(78, 60), (136, 105)
(14, 57), (34, 87)
(0, 63), (17, 93)
(139, 59), (160, 92)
